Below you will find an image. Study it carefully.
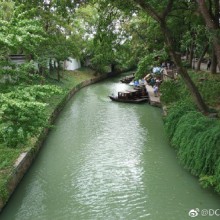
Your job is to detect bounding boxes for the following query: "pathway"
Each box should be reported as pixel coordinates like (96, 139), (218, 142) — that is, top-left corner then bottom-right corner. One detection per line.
(145, 84), (161, 107)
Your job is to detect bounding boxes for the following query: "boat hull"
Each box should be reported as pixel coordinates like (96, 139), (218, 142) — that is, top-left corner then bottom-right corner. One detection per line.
(109, 96), (149, 104)
(120, 75), (135, 83)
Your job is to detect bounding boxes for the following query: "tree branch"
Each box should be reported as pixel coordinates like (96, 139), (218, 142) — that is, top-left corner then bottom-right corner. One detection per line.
(162, 0), (174, 20)
(196, 0), (218, 29)
(134, 0), (174, 22)
(133, 0), (162, 23)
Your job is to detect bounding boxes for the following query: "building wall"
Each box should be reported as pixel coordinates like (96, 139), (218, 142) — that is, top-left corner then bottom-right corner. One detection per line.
(64, 58), (81, 71)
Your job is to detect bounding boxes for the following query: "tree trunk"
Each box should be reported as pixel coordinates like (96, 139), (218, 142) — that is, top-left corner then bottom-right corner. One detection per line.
(197, 0), (220, 69)
(111, 63), (116, 73)
(57, 61), (60, 81)
(211, 47), (217, 74)
(186, 48), (189, 61)
(210, 36), (220, 71)
(189, 42), (194, 68)
(38, 64), (43, 75)
(49, 59), (53, 74)
(196, 44), (209, 71)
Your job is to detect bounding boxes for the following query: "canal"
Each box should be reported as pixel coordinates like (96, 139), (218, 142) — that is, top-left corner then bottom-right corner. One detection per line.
(1, 74), (220, 220)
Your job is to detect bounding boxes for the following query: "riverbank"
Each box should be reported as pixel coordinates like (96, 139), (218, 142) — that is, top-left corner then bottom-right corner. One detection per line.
(0, 68), (111, 212)
(160, 70), (220, 193)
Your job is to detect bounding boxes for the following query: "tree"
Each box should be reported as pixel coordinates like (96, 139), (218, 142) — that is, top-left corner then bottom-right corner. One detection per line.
(81, 2), (141, 73)
(133, 0), (209, 113)
(9, 1), (83, 79)
(0, 0), (14, 21)
(181, 24), (210, 71)
(0, 3), (46, 83)
(0, 85), (62, 147)
(72, 4), (99, 65)
(91, 4), (128, 73)
(196, 0), (220, 71)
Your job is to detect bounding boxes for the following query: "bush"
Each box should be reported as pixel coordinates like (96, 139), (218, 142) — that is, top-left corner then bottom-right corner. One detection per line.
(182, 60), (191, 68)
(0, 61), (44, 85)
(135, 54), (157, 79)
(197, 79), (220, 106)
(164, 99), (196, 139)
(160, 80), (186, 104)
(165, 100), (220, 192)
(0, 85), (62, 147)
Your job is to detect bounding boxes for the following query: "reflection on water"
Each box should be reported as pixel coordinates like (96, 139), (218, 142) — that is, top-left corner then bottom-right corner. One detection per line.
(1, 75), (220, 220)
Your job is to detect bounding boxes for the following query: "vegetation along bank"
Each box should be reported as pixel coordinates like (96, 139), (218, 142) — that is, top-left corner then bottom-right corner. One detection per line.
(160, 71), (220, 193)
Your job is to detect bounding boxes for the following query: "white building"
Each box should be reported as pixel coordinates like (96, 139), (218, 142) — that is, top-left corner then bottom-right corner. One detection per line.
(64, 58), (81, 70)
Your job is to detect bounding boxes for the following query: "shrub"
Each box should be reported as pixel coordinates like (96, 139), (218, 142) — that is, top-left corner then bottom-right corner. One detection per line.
(0, 85), (62, 147)
(165, 100), (220, 192)
(197, 79), (220, 106)
(164, 99), (196, 139)
(160, 80), (186, 104)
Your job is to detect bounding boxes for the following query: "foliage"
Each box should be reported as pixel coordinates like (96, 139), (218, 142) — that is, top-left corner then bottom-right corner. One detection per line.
(197, 79), (220, 106)
(164, 99), (196, 139)
(0, 0), (83, 82)
(0, 149), (19, 171)
(181, 60), (191, 68)
(199, 175), (217, 189)
(0, 0), (14, 21)
(0, 85), (62, 147)
(135, 54), (157, 79)
(160, 80), (186, 104)
(0, 8), (45, 57)
(80, 2), (153, 73)
(16, 62), (41, 82)
(89, 4), (124, 72)
(135, 49), (168, 79)
(0, 176), (8, 202)
(0, 62), (42, 84)
(161, 71), (220, 107)
(164, 100), (220, 192)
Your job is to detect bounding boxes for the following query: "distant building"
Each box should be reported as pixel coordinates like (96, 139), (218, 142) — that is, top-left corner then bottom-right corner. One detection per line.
(9, 55), (26, 64)
(9, 55), (81, 71)
(63, 58), (81, 70)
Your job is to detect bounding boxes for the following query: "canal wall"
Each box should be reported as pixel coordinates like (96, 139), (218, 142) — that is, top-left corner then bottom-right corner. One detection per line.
(0, 72), (112, 212)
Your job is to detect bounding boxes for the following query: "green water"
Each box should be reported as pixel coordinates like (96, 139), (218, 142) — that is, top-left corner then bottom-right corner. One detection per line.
(1, 75), (220, 220)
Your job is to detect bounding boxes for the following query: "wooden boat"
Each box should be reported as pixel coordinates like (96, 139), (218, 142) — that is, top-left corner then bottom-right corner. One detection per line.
(133, 85), (148, 96)
(120, 75), (135, 83)
(109, 90), (149, 104)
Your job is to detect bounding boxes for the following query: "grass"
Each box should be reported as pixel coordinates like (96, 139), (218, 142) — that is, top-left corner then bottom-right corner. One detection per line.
(0, 147), (23, 170)
(160, 70), (220, 116)
(45, 68), (97, 115)
(0, 67), (97, 203)
(0, 147), (24, 201)
(191, 71), (220, 108)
